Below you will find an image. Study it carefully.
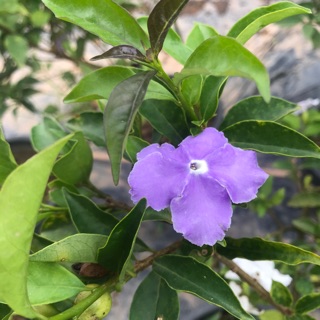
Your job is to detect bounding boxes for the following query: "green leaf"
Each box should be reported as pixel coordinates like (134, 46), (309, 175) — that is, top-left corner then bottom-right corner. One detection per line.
(153, 255), (254, 320)
(66, 112), (105, 147)
(139, 99), (190, 146)
(271, 281), (293, 307)
(181, 75), (203, 107)
(216, 237), (320, 266)
(175, 35), (270, 102)
(295, 293), (320, 314)
(104, 71), (156, 185)
(0, 126), (17, 185)
(63, 189), (118, 236)
(147, 0), (189, 57)
(41, 0), (149, 52)
(220, 96), (298, 130)
(130, 271), (179, 320)
(27, 262), (85, 305)
(260, 310), (285, 320)
(289, 192), (320, 208)
(186, 23), (218, 50)
(30, 234), (107, 263)
(4, 34), (28, 66)
(223, 121), (320, 158)
(227, 2), (311, 44)
(98, 199), (146, 275)
(53, 132), (93, 185)
(90, 45), (146, 61)
(0, 134), (73, 318)
(292, 218), (320, 236)
(125, 135), (149, 163)
(144, 207), (172, 223)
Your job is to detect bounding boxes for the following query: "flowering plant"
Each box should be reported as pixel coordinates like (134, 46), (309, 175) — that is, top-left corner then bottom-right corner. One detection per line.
(1, 1), (320, 320)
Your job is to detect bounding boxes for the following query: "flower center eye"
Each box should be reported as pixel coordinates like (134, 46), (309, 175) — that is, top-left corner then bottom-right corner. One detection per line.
(189, 160), (208, 174)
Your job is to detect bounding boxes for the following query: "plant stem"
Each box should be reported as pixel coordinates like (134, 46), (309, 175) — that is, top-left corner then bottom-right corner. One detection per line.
(214, 252), (293, 316)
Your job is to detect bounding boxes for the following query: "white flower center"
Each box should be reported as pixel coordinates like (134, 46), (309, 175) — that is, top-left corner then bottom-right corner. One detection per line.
(189, 160), (208, 174)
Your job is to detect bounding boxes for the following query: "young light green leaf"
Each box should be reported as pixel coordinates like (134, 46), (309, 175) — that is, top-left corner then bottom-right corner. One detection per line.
(216, 237), (320, 266)
(41, 0), (149, 52)
(227, 2), (311, 44)
(63, 189), (118, 236)
(139, 99), (190, 146)
(186, 23), (218, 50)
(130, 271), (179, 320)
(153, 255), (254, 320)
(147, 0), (189, 57)
(0, 134), (73, 318)
(90, 45), (146, 61)
(175, 35), (270, 102)
(104, 71), (156, 185)
(4, 34), (28, 66)
(295, 293), (320, 314)
(0, 126), (17, 185)
(27, 261), (85, 305)
(223, 120), (320, 158)
(98, 199), (146, 275)
(271, 281), (293, 307)
(220, 96), (298, 130)
(30, 234), (108, 263)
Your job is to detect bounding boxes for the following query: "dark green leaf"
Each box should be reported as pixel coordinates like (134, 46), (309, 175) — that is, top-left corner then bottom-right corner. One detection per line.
(175, 36), (270, 102)
(227, 2), (311, 44)
(27, 262), (85, 305)
(139, 99), (189, 145)
(125, 135), (149, 163)
(130, 271), (179, 320)
(153, 255), (254, 320)
(220, 96), (298, 130)
(48, 179), (79, 207)
(288, 315), (316, 320)
(63, 190), (118, 235)
(144, 207), (172, 223)
(0, 135), (73, 318)
(66, 112), (105, 147)
(90, 45), (146, 61)
(147, 0), (189, 57)
(186, 23), (218, 50)
(41, 0), (149, 52)
(98, 199), (146, 274)
(0, 304), (11, 318)
(104, 71), (156, 185)
(30, 234), (108, 263)
(223, 121), (320, 158)
(271, 281), (293, 307)
(216, 237), (320, 266)
(295, 293), (320, 314)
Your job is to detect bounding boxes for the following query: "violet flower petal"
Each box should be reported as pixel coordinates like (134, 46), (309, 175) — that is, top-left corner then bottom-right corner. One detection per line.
(137, 142), (175, 161)
(170, 175), (232, 246)
(207, 144), (268, 203)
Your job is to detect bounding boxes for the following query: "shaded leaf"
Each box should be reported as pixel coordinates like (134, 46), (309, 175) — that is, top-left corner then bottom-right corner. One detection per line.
(41, 0), (149, 52)
(186, 22), (218, 50)
(90, 45), (146, 61)
(223, 121), (320, 158)
(125, 135), (149, 163)
(144, 207), (172, 223)
(292, 218), (320, 236)
(147, 0), (189, 57)
(271, 281), (293, 307)
(220, 96), (298, 130)
(0, 134), (73, 318)
(289, 192), (320, 208)
(130, 271), (179, 320)
(216, 237), (320, 266)
(153, 255), (253, 320)
(295, 293), (320, 314)
(104, 71), (156, 185)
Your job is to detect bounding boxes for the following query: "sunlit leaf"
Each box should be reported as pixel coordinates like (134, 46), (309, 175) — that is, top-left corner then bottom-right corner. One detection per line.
(186, 22), (218, 50)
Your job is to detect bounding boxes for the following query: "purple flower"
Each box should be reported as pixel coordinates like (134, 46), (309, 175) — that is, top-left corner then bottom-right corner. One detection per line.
(128, 128), (268, 246)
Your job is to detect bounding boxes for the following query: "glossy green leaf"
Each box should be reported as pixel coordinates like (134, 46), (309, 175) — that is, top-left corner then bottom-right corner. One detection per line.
(41, 0), (149, 52)
(181, 75), (203, 107)
(216, 237), (320, 266)
(125, 135), (149, 163)
(186, 23), (218, 50)
(4, 34), (28, 66)
(227, 2), (311, 44)
(27, 261), (85, 305)
(295, 293), (320, 314)
(90, 45), (146, 61)
(130, 271), (179, 320)
(139, 99), (189, 145)
(220, 96), (298, 130)
(98, 199), (146, 274)
(104, 71), (156, 185)
(147, 0), (189, 57)
(31, 116), (66, 152)
(63, 190), (118, 236)
(175, 36), (270, 102)
(0, 134), (73, 318)
(0, 126), (17, 185)
(66, 112), (105, 147)
(289, 192), (320, 208)
(271, 281), (293, 307)
(30, 234), (107, 263)
(53, 132), (93, 185)
(153, 255), (254, 320)
(223, 121), (320, 158)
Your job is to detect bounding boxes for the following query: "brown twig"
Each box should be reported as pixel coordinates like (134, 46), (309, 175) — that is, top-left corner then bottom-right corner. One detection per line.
(214, 252), (293, 316)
